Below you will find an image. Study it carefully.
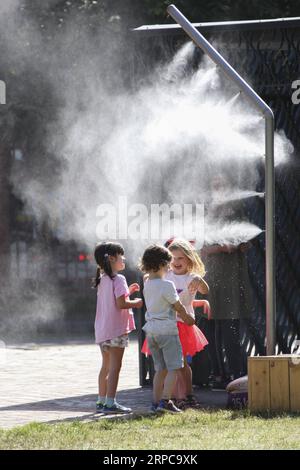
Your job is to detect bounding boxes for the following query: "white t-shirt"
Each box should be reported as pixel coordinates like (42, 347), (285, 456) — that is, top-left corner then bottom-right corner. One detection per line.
(165, 271), (196, 321)
(142, 278), (179, 336)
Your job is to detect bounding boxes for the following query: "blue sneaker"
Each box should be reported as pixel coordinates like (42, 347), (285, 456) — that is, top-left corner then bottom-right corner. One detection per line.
(150, 402), (158, 413)
(102, 402), (132, 414)
(96, 401), (104, 413)
(156, 399), (182, 413)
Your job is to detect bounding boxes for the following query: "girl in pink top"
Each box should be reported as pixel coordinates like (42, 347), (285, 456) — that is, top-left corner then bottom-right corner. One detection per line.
(94, 241), (143, 414)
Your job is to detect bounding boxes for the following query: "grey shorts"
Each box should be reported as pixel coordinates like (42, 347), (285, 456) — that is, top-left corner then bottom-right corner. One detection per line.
(147, 334), (183, 372)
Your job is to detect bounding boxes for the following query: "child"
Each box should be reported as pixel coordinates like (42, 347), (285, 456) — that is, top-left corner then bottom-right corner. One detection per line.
(93, 241), (143, 414)
(142, 238), (210, 408)
(166, 238), (210, 408)
(140, 244), (195, 413)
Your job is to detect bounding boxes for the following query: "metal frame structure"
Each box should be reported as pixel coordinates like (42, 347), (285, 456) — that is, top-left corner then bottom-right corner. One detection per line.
(137, 4), (277, 355)
(133, 17), (300, 36)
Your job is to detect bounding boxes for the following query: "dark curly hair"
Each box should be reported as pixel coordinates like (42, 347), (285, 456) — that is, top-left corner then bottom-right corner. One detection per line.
(140, 244), (172, 273)
(93, 241), (124, 288)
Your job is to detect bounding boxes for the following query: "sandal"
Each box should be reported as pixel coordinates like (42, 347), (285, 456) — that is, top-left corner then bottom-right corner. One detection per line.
(185, 395), (202, 409)
(174, 399), (188, 410)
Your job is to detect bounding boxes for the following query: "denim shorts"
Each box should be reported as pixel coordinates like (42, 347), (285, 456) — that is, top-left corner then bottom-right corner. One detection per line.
(146, 334), (183, 371)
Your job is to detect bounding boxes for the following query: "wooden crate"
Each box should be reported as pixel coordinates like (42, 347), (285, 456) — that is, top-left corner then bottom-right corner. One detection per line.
(248, 355), (300, 412)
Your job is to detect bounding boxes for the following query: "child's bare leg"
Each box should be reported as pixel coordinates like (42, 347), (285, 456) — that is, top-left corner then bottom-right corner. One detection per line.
(181, 358), (193, 396)
(162, 370), (179, 400)
(153, 369), (167, 403)
(174, 369), (187, 399)
(99, 349), (110, 397)
(106, 347), (125, 399)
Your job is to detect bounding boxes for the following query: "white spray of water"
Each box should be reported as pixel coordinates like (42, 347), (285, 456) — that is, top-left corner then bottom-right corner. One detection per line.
(211, 190), (265, 205)
(0, 4), (295, 340)
(203, 221), (263, 247)
(10, 39), (293, 256)
(2, 6), (293, 268)
(0, 244), (64, 342)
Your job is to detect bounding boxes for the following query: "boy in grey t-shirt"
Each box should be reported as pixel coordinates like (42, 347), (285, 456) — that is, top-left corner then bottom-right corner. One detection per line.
(141, 245), (195, 413)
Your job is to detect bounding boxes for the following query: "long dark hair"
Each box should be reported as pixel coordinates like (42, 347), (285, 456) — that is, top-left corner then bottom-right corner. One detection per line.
(93, 241), (125, 288)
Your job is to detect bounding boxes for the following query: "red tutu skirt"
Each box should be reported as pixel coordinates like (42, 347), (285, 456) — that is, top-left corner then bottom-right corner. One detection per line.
(142, 321), (208, 357)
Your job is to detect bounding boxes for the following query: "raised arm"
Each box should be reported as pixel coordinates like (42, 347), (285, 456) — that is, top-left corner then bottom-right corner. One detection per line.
(188, 275), (209, 295)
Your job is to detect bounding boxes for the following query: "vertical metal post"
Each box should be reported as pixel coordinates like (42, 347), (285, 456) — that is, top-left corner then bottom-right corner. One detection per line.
(167, 4), (276, 355)
(265, 116), (276, 355)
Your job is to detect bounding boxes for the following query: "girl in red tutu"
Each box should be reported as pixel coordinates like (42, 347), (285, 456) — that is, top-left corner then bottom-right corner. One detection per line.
(142, 238), (210, 408)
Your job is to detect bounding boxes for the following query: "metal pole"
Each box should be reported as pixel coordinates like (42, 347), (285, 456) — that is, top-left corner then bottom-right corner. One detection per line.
(167, 4), (276, 355)
(265, 116), (276, 355)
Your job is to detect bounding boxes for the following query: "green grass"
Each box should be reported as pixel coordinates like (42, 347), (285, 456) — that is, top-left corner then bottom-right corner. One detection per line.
(1, 410), (300, 450)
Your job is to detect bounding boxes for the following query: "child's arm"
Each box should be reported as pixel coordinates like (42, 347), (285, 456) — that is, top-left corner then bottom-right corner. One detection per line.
(116, 295), (143, 310)
(173, 300), (195, 326)
(192, 299), (212, 320)
(128, 283), (140, 295)
(188, 276), (209, 295)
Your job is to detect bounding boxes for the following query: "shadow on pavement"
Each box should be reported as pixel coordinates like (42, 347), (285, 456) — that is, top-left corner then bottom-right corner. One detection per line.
(0, 387), (227, 415)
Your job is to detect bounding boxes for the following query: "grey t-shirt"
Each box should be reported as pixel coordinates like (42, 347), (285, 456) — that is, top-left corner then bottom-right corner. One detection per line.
(142, 278), (179, 336)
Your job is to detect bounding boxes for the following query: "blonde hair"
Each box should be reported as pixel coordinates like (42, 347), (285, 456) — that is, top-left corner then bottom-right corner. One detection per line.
(168, 238), (206, 277)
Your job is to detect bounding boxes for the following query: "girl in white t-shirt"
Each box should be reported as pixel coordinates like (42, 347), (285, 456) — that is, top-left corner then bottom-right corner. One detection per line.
(142, 238), (210, 408)
(141, 244), (195, 413)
